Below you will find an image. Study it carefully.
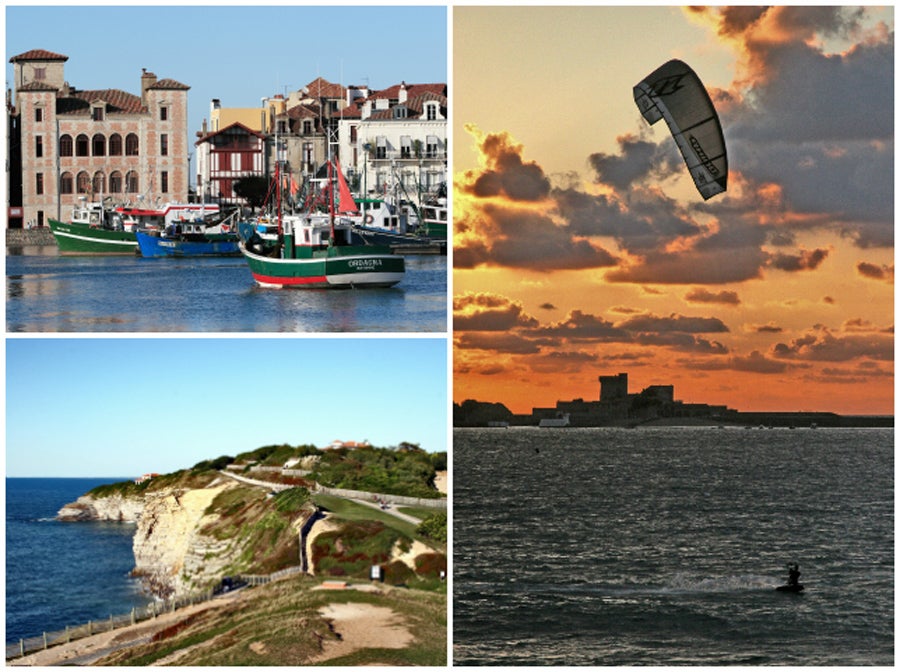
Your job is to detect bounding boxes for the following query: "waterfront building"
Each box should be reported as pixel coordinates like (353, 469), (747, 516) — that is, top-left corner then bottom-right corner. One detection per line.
(194, 122), (266, 207)
(197, 78), (447, 210)
(7, 49), (190, 229)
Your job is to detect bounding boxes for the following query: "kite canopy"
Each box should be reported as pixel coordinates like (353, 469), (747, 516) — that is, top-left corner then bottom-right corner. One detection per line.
(634, 59), (728, 200)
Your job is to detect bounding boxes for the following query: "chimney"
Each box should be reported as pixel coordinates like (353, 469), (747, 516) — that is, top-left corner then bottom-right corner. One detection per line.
(141, 68), (157, 106)
(399, 81), (408, 104)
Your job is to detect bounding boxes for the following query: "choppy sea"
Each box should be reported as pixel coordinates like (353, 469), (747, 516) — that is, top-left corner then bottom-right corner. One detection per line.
(453, 426), (894, 665)
(6, 246), (447, 332)
(6, 478), (148, 644)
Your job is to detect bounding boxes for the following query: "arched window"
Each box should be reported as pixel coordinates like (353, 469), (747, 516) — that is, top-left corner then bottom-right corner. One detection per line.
(60, 172), (74, 194)
(92, 134), (106, 156)
(59, 134), (73, 157)
(76, 134), (89, 157)
(125, 133), (139, 156)
(76, 171), (91, 193)
(125, 171), (139, 193)
(109, 171), (123, 193)
(92, 172), (106, 195)
(109, 134), (123, 156)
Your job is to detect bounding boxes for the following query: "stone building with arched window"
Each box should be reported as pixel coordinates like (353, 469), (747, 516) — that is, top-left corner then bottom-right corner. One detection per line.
(7, 49), (190, 228)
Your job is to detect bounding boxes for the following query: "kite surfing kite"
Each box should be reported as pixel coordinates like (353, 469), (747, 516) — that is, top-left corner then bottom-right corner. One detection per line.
(633, 59), (728, 200)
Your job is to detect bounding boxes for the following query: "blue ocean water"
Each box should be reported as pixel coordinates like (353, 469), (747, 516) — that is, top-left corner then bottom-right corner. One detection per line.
(6, 478), (148, 644)
(6, 246), (446, 332)
(453, 427), (894, 665)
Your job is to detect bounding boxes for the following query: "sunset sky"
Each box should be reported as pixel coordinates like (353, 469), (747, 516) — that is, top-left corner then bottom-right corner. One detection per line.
(453, 6), (893, 416)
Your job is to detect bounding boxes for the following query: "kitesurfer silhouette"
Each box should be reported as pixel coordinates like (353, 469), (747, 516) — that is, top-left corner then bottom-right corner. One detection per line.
(787, 562), (801, 587)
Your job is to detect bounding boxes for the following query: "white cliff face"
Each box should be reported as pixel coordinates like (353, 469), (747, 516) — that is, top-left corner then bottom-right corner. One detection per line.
(131, 482), (235, 599)
(57, 493), (144, 523)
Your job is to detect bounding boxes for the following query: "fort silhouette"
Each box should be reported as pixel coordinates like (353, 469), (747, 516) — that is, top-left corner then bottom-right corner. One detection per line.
(454, 372), (893, 428)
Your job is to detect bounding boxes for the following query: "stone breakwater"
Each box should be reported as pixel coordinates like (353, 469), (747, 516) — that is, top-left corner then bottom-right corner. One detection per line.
(7, 228), (56, 246)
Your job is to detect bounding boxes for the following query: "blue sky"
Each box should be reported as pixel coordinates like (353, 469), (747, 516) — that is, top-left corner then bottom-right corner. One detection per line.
(6, 337), (448, 477)
(5, 5), (447, 184)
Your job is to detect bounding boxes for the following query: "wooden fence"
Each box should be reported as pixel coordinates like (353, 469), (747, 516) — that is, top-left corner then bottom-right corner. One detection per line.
(6, 566), (305, 661)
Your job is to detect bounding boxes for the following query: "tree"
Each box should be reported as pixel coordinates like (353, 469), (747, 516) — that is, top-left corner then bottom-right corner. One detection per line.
(233, 175), (271, 211)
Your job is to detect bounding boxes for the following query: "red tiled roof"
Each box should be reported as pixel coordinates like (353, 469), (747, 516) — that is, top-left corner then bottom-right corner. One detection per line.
(9, 49), (68, 63)
(194, 121), (266, 145)
(150, 78), (190, 91)
(369, 83), (447, 100)
(303, 77), (345, 99)
(58, 89), (144, 115)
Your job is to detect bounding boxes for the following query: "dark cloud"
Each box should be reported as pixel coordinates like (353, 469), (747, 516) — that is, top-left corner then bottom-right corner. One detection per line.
(616, 313), (730, 334)
(691, 350), (791, 374)
(455, 332), (543, 355)
(771, 326), (894, 362)
(587, 133), (678, 192)
(751, 323), (784, 334)
(767, 247), (830, 272)
(857, 261), (894, 281)
(537, 310), (630, 341)
(461, 127), (551, 201)
(684, 288), (741, 306)
(453, 292), (539, 331)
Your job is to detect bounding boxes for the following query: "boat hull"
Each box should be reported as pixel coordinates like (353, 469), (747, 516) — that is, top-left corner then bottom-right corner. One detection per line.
(136, 231), (241, 258)
(48, 219), (138, 254)
(239, 242), (405, 289)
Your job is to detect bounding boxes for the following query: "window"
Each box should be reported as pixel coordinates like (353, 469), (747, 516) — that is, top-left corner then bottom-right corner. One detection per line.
(36, 173), (44, 195)
(125, 133), (139, 156)
(59, 135), (73, 156)
(109, 171), (123, 193)
(303, 120), (313, 135)
(92, 106), (104, 122)
(109, 134), (122, 156)
(160, 133), (168, 157)
(426, 135), (440, 159)
(161, 171), (169, 194)
(92, 172), (105, 195)
(125, 171), (139, 193)
(35, 136), (43, 158)
(60, 172), (74, 194)
(400, 136), (412, 159)
(393, 106), (408, 119)
(426, 102), (439, 121)
(76, 172), (90, 194)
(160, 106), (168, 121)
(35, 107), (43, 123)
(92, 134), (106, 156)
(34, 67), (46, 81)
(376, 137), (387, 160)
(76, 134), (89, 157)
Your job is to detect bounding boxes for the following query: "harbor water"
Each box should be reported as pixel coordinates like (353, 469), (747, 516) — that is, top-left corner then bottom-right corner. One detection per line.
(453, 426), (894, 665)
(6, 245), (446, 332)
(6, 478), (148, 645)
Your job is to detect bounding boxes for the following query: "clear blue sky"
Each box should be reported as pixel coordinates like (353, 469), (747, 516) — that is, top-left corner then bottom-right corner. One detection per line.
(6, 337), (448, 477)
(5, 5), (447, 185)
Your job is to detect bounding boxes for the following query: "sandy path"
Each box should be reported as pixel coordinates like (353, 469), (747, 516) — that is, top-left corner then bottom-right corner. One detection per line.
(309, 602), (414, 663)
(8, 592), (242, 667)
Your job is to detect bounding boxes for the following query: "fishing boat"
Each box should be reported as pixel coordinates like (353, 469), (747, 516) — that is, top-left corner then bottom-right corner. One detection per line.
(350, 198), (438, 250)
(238, 160), (404, 288)
(135, 209), (240, 258)
(48, 200), (138, 254)
(48, 199), (223, 255)
(420, 199), (448, 247)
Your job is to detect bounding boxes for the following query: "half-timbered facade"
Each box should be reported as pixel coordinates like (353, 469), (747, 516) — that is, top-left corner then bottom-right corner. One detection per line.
(194, 122), (266, 206)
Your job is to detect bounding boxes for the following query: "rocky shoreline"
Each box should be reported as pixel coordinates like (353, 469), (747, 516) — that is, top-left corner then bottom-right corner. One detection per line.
(7, 227), (56, 246)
